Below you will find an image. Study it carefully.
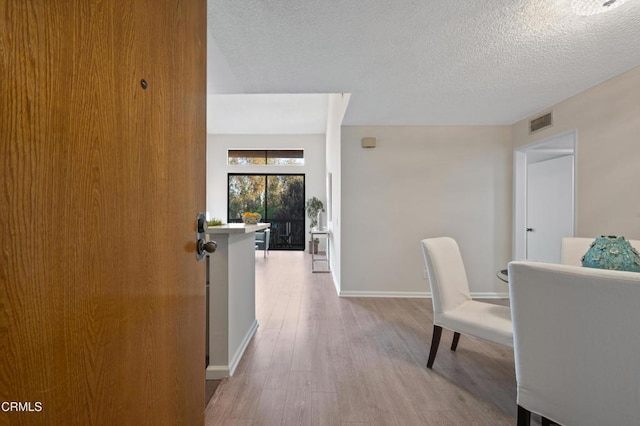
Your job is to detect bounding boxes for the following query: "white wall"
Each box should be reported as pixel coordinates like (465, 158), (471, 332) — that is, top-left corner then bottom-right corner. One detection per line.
(512, 65), (640, 239)
(341, 126), (512, 297)
(325, 94), (351, 293)
(206, 134), (326, 242)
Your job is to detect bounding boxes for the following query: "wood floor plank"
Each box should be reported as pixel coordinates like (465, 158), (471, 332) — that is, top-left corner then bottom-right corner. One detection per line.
(311, 392), (340, 426)
(281, 371), (313, 426)
(205, 251), (518, 426)
(244, 328), (280, 376)
(263, 329), (296, 390)
(205, 376), (251, 426)
(224, 371), (268, 421)
(252, 389), (287, 426)
(290, 324), (315, 372)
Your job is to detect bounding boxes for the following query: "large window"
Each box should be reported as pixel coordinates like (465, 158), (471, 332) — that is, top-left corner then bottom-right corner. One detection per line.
(228, 174), (305, 250)
(228, 149), (304, 166)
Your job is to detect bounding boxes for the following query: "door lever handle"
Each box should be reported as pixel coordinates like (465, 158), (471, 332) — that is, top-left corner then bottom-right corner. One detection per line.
(526, 228), (534, 232)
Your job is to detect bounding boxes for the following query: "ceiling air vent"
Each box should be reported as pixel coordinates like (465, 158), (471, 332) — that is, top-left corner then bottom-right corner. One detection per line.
(529, 112), (553, 134)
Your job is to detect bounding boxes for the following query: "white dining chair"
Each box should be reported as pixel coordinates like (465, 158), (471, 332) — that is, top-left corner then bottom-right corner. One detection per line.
(509, 261), (640, 426)
(420, 237), (513, 368)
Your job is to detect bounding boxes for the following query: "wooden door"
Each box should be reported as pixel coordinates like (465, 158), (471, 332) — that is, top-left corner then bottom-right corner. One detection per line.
(1, 1), (206, 424)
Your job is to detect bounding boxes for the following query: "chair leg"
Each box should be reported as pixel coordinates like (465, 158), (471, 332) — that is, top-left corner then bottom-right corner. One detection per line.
(426, 325), (442, 369)
(451, 332), (461, 351)
(517, 405), (531, 426)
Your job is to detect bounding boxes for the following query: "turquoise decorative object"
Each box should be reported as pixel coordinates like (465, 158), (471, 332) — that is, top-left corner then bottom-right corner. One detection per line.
(582, 236), (640, 272)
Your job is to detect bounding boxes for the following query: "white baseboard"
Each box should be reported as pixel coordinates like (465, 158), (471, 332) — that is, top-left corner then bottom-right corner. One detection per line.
(339, 291), (509, 299)
(340, 291), (429, 298)
(471, 292), (509, 299)
(332, 271), (340, 296)
(205, 365), (229, 380)
(205, 319), (259, 380)
(229, 319), (259, 376)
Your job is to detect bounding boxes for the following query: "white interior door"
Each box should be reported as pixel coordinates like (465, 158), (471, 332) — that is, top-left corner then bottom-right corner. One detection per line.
(526, 155), (574, 262)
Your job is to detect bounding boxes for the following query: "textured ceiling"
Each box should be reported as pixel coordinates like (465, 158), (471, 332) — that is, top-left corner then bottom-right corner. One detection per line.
(207, 0), (640, 125)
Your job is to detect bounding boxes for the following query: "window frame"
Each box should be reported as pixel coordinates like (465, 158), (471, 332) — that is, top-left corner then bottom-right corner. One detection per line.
(227, 149), (304, 166)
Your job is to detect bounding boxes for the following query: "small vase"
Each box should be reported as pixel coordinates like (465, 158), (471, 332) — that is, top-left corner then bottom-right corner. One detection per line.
(317, 211), (325, 230)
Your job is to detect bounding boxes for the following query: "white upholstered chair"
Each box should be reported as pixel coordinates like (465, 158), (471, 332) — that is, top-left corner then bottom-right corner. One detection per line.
(560, 236), (640, 266)
(420, 237), (513, 368)
(508, 261), (640, 426)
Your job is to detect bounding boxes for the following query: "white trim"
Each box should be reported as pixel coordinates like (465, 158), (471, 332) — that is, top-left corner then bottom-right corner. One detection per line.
(514, 129), (577, 261)
(339, 291), (509, 299)
(229, 319), (259, 376)
(205, 319), (259, 380)
(332, 270), (340, 296)
(513, 150), (528, 260)
(205, 365), (229, 380)
(471, 292), (510, 299)
(340, 291), (429, 298)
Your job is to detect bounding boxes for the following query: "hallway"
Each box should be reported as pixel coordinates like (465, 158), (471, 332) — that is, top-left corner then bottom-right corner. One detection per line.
(205, 251), (517, 425)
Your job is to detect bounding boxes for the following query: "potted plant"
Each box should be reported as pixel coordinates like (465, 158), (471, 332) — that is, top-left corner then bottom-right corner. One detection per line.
(305, 197), (324, 254)
(207, 217), (225, 226)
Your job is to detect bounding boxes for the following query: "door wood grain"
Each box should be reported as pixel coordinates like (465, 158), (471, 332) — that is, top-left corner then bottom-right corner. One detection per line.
(1, 1), (206, 424)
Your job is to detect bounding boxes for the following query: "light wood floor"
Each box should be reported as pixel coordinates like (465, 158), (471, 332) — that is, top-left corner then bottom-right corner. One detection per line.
(205, 251), (525, 425)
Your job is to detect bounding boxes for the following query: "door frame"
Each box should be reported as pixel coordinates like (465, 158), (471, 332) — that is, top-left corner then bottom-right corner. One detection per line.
(513, 130), (577, 260)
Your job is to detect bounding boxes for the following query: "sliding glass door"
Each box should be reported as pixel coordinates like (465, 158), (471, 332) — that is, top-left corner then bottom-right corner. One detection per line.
(228, 174), (305, 250)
